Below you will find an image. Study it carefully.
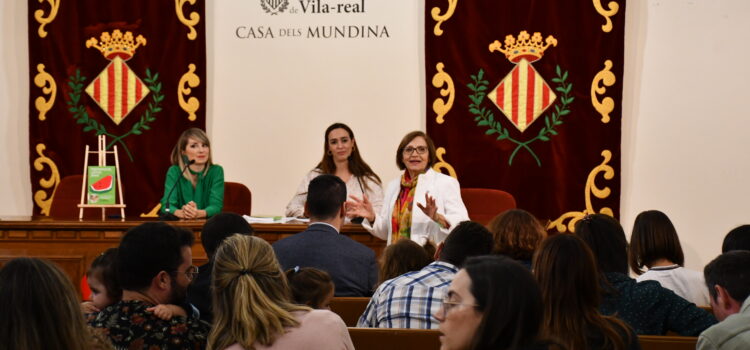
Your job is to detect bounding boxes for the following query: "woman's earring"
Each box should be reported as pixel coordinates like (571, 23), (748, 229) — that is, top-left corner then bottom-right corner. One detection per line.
(327, 150), (332, 156)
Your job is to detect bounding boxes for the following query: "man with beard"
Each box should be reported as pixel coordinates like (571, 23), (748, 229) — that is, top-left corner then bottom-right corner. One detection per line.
(88, 222), (209, 349)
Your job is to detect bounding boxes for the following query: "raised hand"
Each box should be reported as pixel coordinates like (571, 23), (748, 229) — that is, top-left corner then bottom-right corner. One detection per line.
(346, 194), (376, 222)
(416, 192), (438, 221)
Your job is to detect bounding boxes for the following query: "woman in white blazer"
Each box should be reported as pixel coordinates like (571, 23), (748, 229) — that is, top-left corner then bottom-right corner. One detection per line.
(347, 131), (469, 245)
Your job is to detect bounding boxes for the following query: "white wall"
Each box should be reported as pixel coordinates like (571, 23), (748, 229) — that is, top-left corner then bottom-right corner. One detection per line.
(2, 0), (748, 270)
(620, 0), (750, 270)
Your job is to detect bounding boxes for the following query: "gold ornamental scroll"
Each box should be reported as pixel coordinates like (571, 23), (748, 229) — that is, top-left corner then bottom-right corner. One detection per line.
(432, 63), (455, 124)
(591, 60), (615, 123)
(431, 0), (457, 36)
(178, 64), (201, 121)
(34, 64), (57, 121)
(176, 0), (200, 40)
(33, 143), (61, 215)
(593, 0), (620, 33)
(433, 147), (458, 179)
(34, 0), (60, 38)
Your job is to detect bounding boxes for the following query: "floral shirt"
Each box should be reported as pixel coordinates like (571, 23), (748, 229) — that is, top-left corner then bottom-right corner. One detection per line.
(88, 300), (209, 350)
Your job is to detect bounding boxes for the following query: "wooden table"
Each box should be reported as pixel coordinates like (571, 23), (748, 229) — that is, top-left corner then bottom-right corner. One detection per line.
(0, 217), (385, 294)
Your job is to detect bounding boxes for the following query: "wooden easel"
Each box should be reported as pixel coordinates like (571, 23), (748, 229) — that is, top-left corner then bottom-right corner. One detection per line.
(78, 135), (126, 220)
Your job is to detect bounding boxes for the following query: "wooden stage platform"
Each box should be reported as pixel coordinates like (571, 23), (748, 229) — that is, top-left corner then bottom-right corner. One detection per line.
(0, 217), (385, 294)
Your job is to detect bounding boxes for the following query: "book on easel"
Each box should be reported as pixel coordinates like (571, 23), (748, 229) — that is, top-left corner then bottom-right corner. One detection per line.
(78, 135), (126, 220)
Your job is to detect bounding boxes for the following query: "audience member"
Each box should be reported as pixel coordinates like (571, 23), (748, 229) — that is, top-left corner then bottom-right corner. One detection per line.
(209, 234), (353, 350)
(487, 209), (546, 268)
(576, 214), (717, 336)
(88, 222), (209, 349)
(357, 221), (493, 329)
(274, 174), (377, 297)
(722, 225), (750, 253)
(378, 238), (432, 284)
(81, 248), (122, 314)
(435, 255), (553, 350)
(188, 212), (254, 322)
(285, 267), (335, 309)
(629, 210), (710, 305)
(534, 234), (640, 350)
(697, 250), (750, 350)
(0, 257), (113, 350)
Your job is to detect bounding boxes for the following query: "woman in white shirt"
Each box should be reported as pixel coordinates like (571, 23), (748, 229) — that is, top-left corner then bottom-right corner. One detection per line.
(629, 210), (710, 306)
(347, 131), (469, 245)
(285, 123), (383, 220)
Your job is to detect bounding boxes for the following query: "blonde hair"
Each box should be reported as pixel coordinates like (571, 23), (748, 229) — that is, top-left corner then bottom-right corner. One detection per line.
(170, 128), (213, 181)
(208, 235), (310, 350)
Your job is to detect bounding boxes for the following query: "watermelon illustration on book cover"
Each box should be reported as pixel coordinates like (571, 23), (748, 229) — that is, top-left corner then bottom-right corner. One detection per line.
(87, 166), (116, 205)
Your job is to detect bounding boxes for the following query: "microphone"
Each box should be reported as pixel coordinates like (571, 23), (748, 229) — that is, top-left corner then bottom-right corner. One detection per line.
(159, 156), (196, 221)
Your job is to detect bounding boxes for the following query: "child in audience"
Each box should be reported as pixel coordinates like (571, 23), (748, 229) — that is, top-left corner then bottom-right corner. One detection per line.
(535, 234), (640, 350)
(629, 210), (710, 305)
(378, 238), (432, 284)
(285, 267), (335, 309)
(80, 248), (190, 320)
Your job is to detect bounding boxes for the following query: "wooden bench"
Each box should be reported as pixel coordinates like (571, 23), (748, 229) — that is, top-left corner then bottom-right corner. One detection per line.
(330, 297), (370, 326)
(347, 327), (698, 350)
(348, 328), (441, 350)
(638, 335), (698, 350)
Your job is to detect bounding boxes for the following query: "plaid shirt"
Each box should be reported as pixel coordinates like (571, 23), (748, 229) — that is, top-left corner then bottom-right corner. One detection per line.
(357, 261), (457, 329)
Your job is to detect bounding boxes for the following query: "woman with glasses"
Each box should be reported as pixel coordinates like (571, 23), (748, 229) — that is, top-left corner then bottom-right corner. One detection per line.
(434, 255), (552, 350)
(285, 123), (383, 220)
(208, 234), (353, 350)
(347, 131), (469, 245)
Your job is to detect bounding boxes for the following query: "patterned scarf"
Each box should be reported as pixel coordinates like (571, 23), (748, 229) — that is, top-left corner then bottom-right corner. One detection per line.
(391, 171), (418, 243)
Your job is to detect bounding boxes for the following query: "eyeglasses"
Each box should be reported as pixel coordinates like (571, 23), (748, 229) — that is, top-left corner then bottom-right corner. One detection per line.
(403, 146), (428, 155)
(173, 265), (199, 281)
(439, 296), (478, 318)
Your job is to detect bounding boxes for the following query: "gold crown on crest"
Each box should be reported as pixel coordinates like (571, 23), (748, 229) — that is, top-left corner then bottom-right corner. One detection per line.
(86, 30), (147, 60)
(489, 31), (557, 63)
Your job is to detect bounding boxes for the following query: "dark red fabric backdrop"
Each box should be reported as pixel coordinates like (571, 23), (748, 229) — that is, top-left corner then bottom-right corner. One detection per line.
(426, 0), (625, 230)
(28, 0), (206, 217)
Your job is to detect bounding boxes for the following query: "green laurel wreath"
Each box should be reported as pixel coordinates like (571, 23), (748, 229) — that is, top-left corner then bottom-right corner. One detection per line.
(467, 66), (574, 167)
(66, 68), (164, 161)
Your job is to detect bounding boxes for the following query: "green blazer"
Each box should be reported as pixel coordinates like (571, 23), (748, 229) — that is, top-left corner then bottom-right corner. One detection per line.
(160, 164), (224, 217)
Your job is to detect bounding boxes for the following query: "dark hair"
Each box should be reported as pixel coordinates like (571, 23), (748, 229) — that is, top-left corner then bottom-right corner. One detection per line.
(202, 213), (254, 258)
(379, 238), (432, 284)
(285, 267), (334, 309)
(534, 234), (631, 350)
(628, 210), (685, 275)
(574, 214), (629, 274)
(117, 222), (195, 291)
(305, 174), (346, 220)
(722, 225), (750, 253)
(704, 250), (750, 303)
(395, 131), (437, 170)
(87, 247), (122, 302)
(487, 209), (547, 261)
(0, 258), (92, 350)
(463, 255), (544, 350)
(439, 221), (494, 267)
(316, 123), (381, 189)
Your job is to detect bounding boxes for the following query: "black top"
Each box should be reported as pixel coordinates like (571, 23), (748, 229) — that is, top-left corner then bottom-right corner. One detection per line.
(187, 261), (213, 323)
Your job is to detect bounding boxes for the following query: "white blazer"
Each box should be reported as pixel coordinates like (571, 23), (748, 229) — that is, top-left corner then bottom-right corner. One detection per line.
(363, 168), (469, 245)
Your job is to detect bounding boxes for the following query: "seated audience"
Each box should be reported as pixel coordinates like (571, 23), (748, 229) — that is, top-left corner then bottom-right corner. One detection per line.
(534, 234), (640, 350)
(487, 209), (546, 268)
(274, 174), (377, 297)
(629, 209), (710, 305)
(285, 267), (335, 309)
(209, 234), (353, 350)
(188, 212), (254, 322)
(434, 255), (553, 350)
(722, 225), (750, 253)
(0, 257), (113, 350)
(81, 248), (122, 315)
(576, 214), (717, 336)
(697, 250), (750, 350)
(378, 238), (432, 285)
(88, 222), (209, 349)
(357, 221), (493, 329)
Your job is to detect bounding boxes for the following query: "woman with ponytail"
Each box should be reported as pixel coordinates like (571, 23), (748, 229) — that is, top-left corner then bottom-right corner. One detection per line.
(208, 234), (353, 350)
